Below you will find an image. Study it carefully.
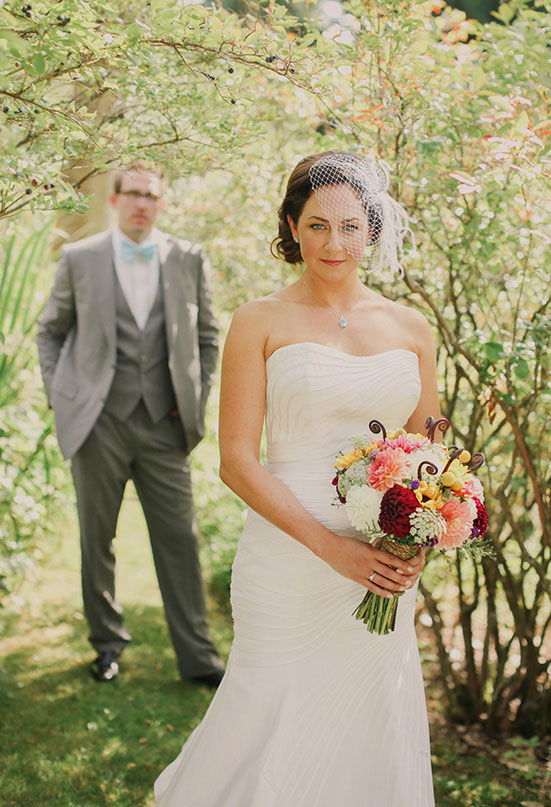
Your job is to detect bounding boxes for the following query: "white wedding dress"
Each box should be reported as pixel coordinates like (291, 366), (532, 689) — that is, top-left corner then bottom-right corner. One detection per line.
(155, 343), (434, 807)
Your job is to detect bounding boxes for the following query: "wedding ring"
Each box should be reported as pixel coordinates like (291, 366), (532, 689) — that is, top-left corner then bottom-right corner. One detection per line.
(368, 571), (377, 582)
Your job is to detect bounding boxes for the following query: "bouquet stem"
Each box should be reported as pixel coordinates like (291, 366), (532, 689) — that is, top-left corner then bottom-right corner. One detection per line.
(354, 537), (417, 635)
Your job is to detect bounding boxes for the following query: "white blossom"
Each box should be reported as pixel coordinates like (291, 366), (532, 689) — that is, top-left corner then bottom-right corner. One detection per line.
(338, 459), (368, 497)
(407, 443), (448, 481)
(409, 507), (447, 546)
(344, 486), (383, 533)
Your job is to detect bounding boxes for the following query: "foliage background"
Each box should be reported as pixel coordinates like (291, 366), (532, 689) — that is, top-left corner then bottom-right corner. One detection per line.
(1, 0), (550, 749)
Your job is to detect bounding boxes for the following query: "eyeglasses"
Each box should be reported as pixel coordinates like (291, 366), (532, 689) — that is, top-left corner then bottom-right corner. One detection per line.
(117, 190), (161, 202)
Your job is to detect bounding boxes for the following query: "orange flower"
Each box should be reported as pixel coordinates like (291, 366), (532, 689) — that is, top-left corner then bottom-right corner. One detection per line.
(439, 499), (473, 548)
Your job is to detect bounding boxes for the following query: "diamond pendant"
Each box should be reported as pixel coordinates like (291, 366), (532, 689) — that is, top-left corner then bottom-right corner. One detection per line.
(338, 316), (347, 328)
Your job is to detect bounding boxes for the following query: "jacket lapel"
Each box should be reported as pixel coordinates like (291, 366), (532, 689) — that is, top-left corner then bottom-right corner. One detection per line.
(159, 233), (191, 353)
(91, 232), (117, 345)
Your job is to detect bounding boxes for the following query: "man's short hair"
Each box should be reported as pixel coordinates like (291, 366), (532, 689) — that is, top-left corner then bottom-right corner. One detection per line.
(112, 160), (165, 194)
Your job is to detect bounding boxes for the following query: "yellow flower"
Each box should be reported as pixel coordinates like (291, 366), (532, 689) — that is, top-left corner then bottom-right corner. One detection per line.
(414, 481), (444, 509)
(387, 428), (407, 439)
(335, 449), (362, 469)
(440, 458), (472, 492)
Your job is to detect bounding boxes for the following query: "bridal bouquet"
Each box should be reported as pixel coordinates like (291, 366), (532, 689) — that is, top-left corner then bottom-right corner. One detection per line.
(332, 417), (488, 635)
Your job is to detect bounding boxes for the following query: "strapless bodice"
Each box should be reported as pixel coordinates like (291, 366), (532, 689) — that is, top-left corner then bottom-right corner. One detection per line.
(265, 342), (421, 532)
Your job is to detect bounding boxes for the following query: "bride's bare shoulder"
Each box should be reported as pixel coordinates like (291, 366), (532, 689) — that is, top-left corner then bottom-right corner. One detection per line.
(383, 297), (435, 353)
(227, 285), (301, 344)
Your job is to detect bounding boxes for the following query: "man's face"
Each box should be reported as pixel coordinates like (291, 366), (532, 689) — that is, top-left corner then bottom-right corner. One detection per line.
(110, 170), (165, 242)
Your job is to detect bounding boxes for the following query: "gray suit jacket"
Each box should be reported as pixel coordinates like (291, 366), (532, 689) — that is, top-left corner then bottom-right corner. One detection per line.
(37, 229), (219, 459)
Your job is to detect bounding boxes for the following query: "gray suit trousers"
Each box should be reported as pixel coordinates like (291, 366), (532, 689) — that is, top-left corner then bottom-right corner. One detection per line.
(70, 401), (223, 678)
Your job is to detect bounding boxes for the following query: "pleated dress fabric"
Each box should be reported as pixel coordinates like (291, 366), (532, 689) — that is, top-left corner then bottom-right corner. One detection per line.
(155, 343), (435, 807)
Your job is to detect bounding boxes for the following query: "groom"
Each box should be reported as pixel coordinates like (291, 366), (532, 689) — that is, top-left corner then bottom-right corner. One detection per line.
(37, 161), (224, 687)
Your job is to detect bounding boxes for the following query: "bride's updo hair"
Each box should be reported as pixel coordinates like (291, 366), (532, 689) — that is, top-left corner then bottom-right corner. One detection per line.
(271, 150), (412, 276)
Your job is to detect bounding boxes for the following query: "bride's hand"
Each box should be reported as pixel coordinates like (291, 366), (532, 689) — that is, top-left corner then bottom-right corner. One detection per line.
(320, 535), (426, 597)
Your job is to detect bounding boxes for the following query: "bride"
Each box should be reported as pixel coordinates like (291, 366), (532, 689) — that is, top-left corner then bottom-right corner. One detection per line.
(154, 151), (439, 806)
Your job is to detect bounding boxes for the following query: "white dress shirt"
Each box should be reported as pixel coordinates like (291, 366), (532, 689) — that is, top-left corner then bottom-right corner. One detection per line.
(112, 227), (161, 330)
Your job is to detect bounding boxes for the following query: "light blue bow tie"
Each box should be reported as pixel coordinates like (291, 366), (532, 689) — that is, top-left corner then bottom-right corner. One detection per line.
(121, 240), (157, 263)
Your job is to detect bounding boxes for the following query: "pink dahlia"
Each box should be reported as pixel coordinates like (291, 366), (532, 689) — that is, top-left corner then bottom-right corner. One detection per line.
(458, 476), (485, 503)
(367, 447), (411, 493)
(385, 434), (428, 454)
(439, 498), (474, 548)
(379, 485), (419, 538)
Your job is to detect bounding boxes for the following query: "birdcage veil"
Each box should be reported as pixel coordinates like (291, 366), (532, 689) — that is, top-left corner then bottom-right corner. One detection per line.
(308, 153), (414, 276)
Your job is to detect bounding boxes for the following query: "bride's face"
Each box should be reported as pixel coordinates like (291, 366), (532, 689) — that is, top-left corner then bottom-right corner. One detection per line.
(290, 184), (369, 276)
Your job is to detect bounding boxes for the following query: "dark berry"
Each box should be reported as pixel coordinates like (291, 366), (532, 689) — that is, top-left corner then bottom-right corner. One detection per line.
(231, 99), (236, 104)
(2, 107), (8, 113)
(57, 14), (63, 20)
(34, 109), (40, 113)
(228, 67), (234, 73)
(25, 188), (32, 194)
(265, 55), (275, 63)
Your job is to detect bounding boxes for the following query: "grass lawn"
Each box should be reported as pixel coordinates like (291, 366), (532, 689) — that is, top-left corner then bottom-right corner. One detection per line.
(1, 475), (550, 806)
(0, 487), (232, 807)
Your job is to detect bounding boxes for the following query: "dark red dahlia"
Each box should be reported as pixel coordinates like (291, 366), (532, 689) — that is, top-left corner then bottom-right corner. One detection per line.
(379, 484), (419, 539)
(471, 497), (488, 539)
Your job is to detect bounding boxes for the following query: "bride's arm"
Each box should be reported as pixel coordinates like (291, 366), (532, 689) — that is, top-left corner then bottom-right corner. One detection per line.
(218, 303), (420, 595)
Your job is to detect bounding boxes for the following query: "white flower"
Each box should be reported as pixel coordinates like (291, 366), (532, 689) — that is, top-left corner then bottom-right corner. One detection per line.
(465, 497), (478, 521)
(409, 507), (447, 547)
(338, 460), (368, 497)
(407, 443), (448, 481)
(470, 476), (485, 503)
(344, 486), (383, 533)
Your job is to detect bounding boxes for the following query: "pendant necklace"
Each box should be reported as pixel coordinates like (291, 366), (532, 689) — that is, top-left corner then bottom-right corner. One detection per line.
(301, 275), (357, 329)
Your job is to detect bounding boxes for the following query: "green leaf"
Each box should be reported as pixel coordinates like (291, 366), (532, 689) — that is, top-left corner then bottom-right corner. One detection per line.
(482, 342), (505, 361)
(31, 53), (46, 76)
(0, 28), (30, 54)
(492, 3), (515, 23)
(513, 110), (530, 133)
(513, 358), (531, 379)
(472, 66), (486, 91)
(126, 22), (143, 43)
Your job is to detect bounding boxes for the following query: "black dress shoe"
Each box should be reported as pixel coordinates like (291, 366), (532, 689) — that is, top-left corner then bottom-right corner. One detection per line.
(188, 669), (224, 689)
(91, 651), (120, 682)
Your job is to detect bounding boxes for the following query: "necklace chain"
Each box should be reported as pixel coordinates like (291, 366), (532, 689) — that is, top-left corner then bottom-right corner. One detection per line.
(301, 275), (356, 329)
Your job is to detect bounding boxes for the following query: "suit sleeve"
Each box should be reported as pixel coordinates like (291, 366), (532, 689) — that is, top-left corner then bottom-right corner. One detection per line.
(196, 247), (219, 418)
(36, 248), (76, 403)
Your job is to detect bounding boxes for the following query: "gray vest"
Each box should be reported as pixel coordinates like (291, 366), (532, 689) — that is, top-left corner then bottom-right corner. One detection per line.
(103, 270), (177, 422)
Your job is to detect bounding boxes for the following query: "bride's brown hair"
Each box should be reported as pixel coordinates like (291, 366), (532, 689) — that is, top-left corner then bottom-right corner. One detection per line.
(271, 151), (333, 265)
